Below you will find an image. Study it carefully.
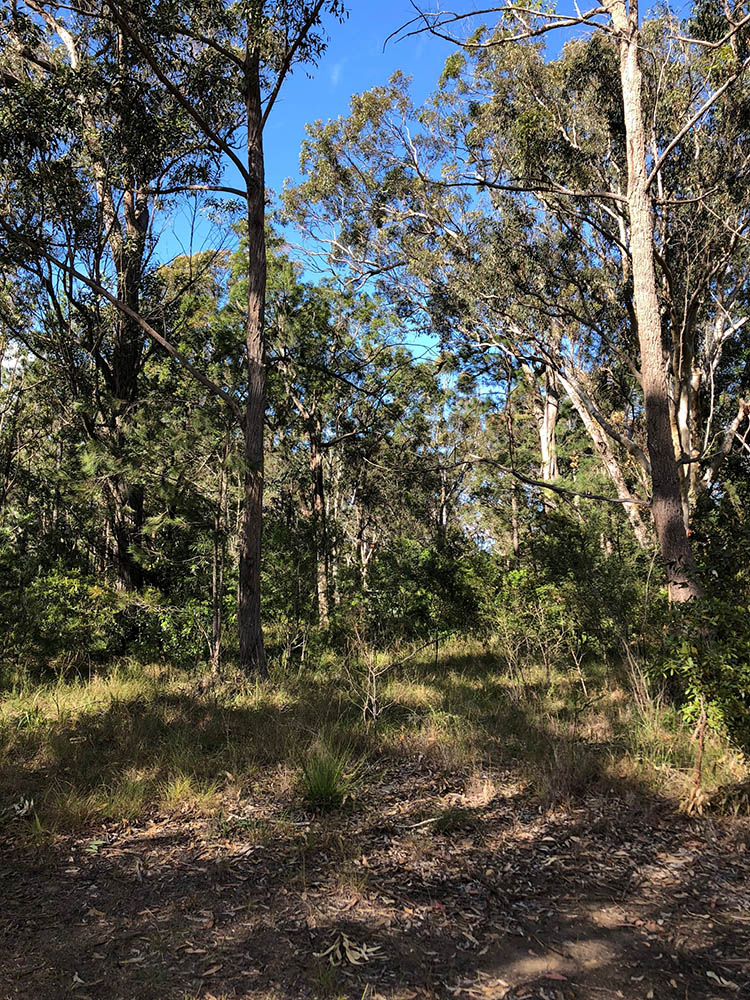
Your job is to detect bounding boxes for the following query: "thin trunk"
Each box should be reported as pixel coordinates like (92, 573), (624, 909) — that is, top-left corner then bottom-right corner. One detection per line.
(511, 485), (521, 560)
(524, 363), (559, 511)
(109, 477), (144, 591)
(540, 369), (560, 483)
(330, 451), (342, 607)
(607, 0), (701, 600)
(559, 370), (653, 550)
(211, 436), (229, 675)
(309, 426), (329, 627)
(238, 50), (268, 675)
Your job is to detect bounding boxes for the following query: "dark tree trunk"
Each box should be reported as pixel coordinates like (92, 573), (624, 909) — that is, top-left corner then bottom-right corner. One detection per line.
(110, 478), (145, 591)
(238, 51), (268, 676)
(106, 184), (149, 591)
(309, 424), (329, 626)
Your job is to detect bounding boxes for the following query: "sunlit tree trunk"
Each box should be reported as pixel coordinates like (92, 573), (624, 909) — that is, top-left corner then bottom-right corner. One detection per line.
(309, 424), (330, 627)
(606, 0), (701, 600)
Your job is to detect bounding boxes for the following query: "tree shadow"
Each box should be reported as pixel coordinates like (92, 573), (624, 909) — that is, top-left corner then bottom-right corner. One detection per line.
(2, 657), (749, 999)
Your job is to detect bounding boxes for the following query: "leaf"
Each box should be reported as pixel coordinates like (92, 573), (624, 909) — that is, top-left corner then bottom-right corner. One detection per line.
(707, 971), (739, 990)
(315, 933), (381, 966)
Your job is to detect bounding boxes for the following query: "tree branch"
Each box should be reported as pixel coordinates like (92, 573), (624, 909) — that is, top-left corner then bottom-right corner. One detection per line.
(4, 230), (243, 419)
(106, 2), (251, 188)
(647, 56), (750, 189)
(262, 0), (327, 129)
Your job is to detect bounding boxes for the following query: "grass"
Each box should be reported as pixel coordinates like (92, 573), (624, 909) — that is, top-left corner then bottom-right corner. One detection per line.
(0, 640), (748, 837)
(299, 743), (359, 811)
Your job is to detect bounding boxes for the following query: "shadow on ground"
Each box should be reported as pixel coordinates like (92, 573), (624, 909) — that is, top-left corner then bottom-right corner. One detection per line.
(2, 659), (749, 999)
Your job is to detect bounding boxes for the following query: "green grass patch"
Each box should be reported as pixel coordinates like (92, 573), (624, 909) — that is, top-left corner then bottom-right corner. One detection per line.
(1, 641), (748, 833)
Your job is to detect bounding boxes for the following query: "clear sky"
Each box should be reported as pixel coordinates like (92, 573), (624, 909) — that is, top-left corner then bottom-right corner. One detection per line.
(163, 3), (457, 267)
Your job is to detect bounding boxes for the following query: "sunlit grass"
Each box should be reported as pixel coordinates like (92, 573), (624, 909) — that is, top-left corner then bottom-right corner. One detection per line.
(1, 640), (748, 835)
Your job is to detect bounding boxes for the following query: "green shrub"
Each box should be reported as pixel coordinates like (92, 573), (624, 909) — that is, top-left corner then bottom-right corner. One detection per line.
(657, 598), (750, 746)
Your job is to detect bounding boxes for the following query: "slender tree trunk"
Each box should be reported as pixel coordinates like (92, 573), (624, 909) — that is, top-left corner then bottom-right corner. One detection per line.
(510, 484), (521, 559)
(238, 51), (268, 675)
(105, 182), (149, 591)
(540, 369), (560, 483)
(211, 436), (229, 675)
(109, 477), (144, 591)
(330, 450), (342, 607)
(607, 0), (702, 600)
(309, 426), (330, 627)
(558, 371), (653, 550)
(524, 364), (559, 510)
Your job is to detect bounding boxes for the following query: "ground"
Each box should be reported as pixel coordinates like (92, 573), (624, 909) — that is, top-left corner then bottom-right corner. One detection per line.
(2, 652), (749, 999)
(3, 753), (750, 1000)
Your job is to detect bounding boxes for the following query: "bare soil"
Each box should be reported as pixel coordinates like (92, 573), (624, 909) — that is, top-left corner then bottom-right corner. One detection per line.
(2, 754), (750, 1000)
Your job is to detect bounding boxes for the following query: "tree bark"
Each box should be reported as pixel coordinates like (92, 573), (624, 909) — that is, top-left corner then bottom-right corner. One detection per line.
(309, 424), (330, 627)
(211, 435), (229, 675)
(606, 0), (702, 600)
(238, 49), (268, 675)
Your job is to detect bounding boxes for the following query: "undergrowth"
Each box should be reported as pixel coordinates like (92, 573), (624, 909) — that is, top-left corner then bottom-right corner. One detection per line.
(0, 641), (747, 839)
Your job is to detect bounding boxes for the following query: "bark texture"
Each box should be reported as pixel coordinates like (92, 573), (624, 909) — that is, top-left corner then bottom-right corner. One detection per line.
(606, 0), (702, 600)
(239, 51), (268, 675)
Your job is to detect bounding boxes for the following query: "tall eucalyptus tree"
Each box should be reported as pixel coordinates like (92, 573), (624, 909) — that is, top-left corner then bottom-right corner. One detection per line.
(287, 4), (750, 601)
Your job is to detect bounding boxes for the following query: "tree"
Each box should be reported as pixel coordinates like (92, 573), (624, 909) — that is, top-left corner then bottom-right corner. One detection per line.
(397, 0), (750, 600)
(287, 5), (750, 601)
(0, 0), (347, 673)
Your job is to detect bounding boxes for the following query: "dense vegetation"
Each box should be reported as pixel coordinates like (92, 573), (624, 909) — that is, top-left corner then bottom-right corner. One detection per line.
(0, 0), (749, 815)
(2, 4), (750, 999)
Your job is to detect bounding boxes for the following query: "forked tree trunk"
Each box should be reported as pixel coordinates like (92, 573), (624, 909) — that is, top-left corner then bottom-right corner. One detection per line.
(238, 51), (268, 676)
(607, 0), (702, 601)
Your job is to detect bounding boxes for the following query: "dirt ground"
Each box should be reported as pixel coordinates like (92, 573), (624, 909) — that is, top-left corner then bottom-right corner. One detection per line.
(2, 754), (750, 1000)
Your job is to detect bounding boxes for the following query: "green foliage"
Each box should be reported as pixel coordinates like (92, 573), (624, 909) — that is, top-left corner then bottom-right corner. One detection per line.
(3, 571), (121, 667)
(299, 744), (358, 811)
(658, 599), (750, 745)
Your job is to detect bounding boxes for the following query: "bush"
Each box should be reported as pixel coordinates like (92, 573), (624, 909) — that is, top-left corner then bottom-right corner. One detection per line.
(657, 598), (750, 746)
(3, 570), (122, 667)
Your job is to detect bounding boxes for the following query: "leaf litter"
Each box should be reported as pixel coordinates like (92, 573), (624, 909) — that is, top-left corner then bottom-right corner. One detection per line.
(2, 753), (750, 999)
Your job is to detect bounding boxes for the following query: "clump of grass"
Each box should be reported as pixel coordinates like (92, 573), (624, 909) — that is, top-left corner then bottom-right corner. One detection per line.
(299, 744), (359, 811)
(533, 740), (606, 808)
(433, 805), (479, 834)
(15, 704), (47, 732)
(160, 773), (219, 814)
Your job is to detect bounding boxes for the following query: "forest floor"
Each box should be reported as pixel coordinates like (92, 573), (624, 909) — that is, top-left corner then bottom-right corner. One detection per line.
(2, 647), (750, 1000)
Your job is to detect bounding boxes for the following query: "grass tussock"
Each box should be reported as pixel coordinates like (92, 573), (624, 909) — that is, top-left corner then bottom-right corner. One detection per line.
(299, 744), (359, 811)
(1, 640), (748, 836)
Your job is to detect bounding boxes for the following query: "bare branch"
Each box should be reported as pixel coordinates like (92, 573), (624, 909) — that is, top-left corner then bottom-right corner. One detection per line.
(262, 0), (327, 129)
(647, 55), (750, 189)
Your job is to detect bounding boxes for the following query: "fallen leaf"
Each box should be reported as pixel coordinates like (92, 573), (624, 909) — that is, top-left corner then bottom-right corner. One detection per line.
(707, 971), (739, 990)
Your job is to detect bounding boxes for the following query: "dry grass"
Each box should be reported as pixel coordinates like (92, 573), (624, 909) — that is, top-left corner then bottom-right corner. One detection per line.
(1, 641), (748, 838)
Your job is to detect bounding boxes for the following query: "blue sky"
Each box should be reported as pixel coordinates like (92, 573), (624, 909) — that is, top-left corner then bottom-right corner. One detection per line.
(262, 2), (457, 196)
(164, 3), (457, 267)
